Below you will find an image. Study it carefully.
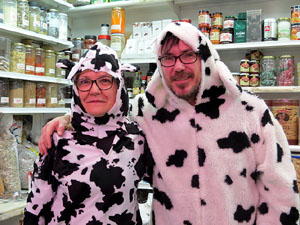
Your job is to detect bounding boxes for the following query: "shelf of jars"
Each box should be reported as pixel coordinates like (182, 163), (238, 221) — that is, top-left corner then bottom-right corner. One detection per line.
(243, 86), (300, 93)
(36, 0), (74, 12)
(0, 71), (72, 85)
(0, 107), (71, 114)
(0, 198), (26, 221)
(0, 23), (73, 51)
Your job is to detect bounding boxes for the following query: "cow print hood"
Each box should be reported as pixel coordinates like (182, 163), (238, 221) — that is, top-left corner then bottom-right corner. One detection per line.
(146, 21), (242, 109)
(58, 42), (139, 134)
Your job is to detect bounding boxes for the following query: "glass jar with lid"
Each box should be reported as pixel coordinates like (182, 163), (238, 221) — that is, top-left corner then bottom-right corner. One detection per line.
(29, 1), (40, 33)
(261, 56), (277, 86)
(0, 37), (11, 72)
(72, 37), (82, 62)
(3, 0), (18, 27)
(84, 35), (97, 51)
(9, 79), (23, 107)
(110, 33), (125, 58)
(278, 17), (291, 41)
(55, 52), (66, 78)
(36, 82), (46, 107)
(98, 35), (111, 47)
(209, 26), (221, 44)
(10, 42), (25, 73)
(220, 28), (233, 44)
(278, 55), (295, 86)
(23, 81), (36, 107)
(46, 83), (57, 107)
(58, 13), (68, 40)
(45, 49), (56, 77)
(223, 16), (236, 30)
(198, 10), (210, 28)
(47, 9), (59, 38)
(111, 7), (125, 34)
(0, 78), (10, 107)
(39, 6), (48, 35)
(212, 12), (223, 29)
(25, 45), (35, 75)
(57, 85), (65, 108)
(35, 48), (44, 76)
(17, 0), (29, 30)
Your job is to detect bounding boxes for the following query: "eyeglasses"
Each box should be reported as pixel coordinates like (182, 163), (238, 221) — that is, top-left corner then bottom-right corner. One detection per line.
(75, 76), (114, 92)
(158, 51), (199, 67)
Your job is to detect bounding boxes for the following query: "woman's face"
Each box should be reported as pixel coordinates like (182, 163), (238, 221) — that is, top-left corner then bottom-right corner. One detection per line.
(76, 70), (117, 117)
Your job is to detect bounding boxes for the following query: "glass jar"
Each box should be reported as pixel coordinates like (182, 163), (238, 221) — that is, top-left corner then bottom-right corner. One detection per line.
(3, 0), (17, 27)
(209, 26), (221, 44)
(57, 85), (65, 108)
(0, 37), (11, 72)
(220, 28), (233, 44)
(98, 35), (111, 47)
(58, 13), (68, 40)
(212, 12), (223, 29)
(17, 0), (29, 30)
(46, 83), (57, 107)
(199, 27), (210, 39)
(10, 42), (25, 73)
(36, 82), (46, 107)
(39, 6), (48, 35)
(249, 74), (260, 87)
(29, 1), (40, 33)
(35, 48), (44, 76)
(9, 79), (23, 107)
(25, 45), (35, 75)
(198, 10), (210, 28)
(278, 17), (291, 41)
(55, 52), (66, 78)
(239, 73), (250, 87)
(84, 35), (97, 50)
(249, 60), (260, 73)
(111, 7), (125, 34)
(224, 16), (236, 29)
(45, 50), (56, 77)
(263, 18), (277, 41)
(110, 33), (125, 58)
(72, 37), (82, 62)
(23, 81), (36, 107)
(100, 24), (110, 35)
(278, 55), (295, 86)
(0, 78), (10, 107)
(47, 9), (59, 38)
(240, 59), (250, 73)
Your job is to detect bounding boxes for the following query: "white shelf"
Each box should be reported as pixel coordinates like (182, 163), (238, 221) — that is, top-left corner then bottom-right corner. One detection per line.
(0, 199), (26, 221)
(0, 107), (71, 114)
(0, 23), (73, 51)
(243, 86), (300, 94)
(36, 0), (74, 11)
(291, 145), (300, 154)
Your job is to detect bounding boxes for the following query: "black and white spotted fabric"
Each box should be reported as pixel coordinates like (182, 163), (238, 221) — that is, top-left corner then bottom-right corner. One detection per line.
(130, 22), (300, 225)
(24, 42), (149, 225)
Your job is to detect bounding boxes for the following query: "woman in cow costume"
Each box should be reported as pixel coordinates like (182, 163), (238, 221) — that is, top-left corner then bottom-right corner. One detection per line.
(23, 42), (151, 224)
(39, 22), (299, 224)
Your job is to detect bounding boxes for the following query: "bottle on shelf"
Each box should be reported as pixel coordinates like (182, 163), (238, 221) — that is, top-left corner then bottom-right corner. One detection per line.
(147, 63), (157, 85)
(141, 75), (147, 94)
(132, 71), (141, 98)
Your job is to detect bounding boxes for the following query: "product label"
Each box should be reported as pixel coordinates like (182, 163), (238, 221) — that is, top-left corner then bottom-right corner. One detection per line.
(224, 20), (234, 28)
(239, 74), (249, 86)
(34, 19), (41, 28)
(51, 98), (58, 104)
(49, 69), (55, 74)
(29, 99), (36, 104)
(111, 42), (121, 51)
(111, 24), (121, 31)
(26, 65), (35, 72)
(220, 33), (232, 42)
(37, 98), (46, 104)
(1, 97), (9, 103)
(58, 99), (65, 105)
(240, 61), (250, 72)
(210, 31), (220, 41)
(14, 98), (23, 104)
(250, 75), (260, 86)
(72, 54), (80, 60)
(278, 29), (290, 39)
(36, 67), (45, 73)
(17, 63), (25, 70)
(213, 17), (223, 27)
(23, 20), (29, 26)
(198, 14), (210, 25)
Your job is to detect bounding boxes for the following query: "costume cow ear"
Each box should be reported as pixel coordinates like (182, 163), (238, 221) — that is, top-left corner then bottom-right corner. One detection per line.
(120, 63), (140, 72)
(56, 59), (75, 71)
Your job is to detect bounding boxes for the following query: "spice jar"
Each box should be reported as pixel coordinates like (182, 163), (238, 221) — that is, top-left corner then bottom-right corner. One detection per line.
(0, 78), (9, 107)
(17, 0), (29, 30)
(263, 18), (277, 41)
(23, 81), (36, 107)
(210, 26), (221, 44)
(45, 50), (56, 77)
(212, 12), (223, 29)
(0, 37), (11, 72)
(35, 48), (44, 76)
(224, 16), (236, 29)
(29, 1), (40, 33)
(9, 79), (23, 107)
(47, 9), (59, 38)
(25, 45), (35, 75)
(58, 13), (68, 40)
(72, 37), (82, 62)
(84, 35), (97, 50)
(98, 35), (111, 47)
(10, 42), (25, 73)
(277, 17), (290, 41)
(198, 10), (210, 28)
(36, 82), (46, 107)
(110, 33), (125, 58)
(261, 56), (277, 86)
(39, 6), (48, 35)
(111, 7), (125, 34)
(46, 83), (57, 107)
(3, 0), (18, 27)
(55, 52), (66, 78)
(220, 28), (233, 44)
(278, 55), (295, 86)
(291, 23), (300, 40)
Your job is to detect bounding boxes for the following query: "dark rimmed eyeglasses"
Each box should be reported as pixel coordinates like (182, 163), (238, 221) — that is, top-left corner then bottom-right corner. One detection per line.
(158, 51), (199, 67)
(75, 76), (114, 92)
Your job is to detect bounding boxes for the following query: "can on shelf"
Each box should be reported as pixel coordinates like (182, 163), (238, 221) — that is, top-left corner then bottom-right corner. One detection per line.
(263, 18), (277, 41)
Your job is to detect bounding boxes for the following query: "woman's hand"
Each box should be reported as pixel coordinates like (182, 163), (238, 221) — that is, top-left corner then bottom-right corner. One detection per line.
(38, 115), (71, 155)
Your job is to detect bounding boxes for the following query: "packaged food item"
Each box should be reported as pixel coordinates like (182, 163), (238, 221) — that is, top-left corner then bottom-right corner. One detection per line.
(23, 81), (36, 107)
(25, 45), (35, 75)
(263, 18), (277, 41)
(249, 60), (260, 73)
(36, 82), (46, 107)
(110, 33), (125, 58)
(46, 83), (57, 107)
(234, 16), (247, 43)
(45, 50), (56, 77)
(72, 37), (82, 62)
(278, 55), (295, 86)
(291, 23), (300, 40)
(17, 0), (29, 30)
(249, 73), (260, 87)
(250, 50), (263, 61)
(277, 17), (291, 41)
(198, 10), (210, 28)
(261, 56), (276, 86)
(47, 9), (59, 38)
(220, 28), (233, 44)
(111, 7), (125, 34)
(246, 9), (262, 42)
(10, 42), (25, 73)
(35, 48), (45, 75)
(210, 26), (221, 44)
(84, 35), (97, 50)
(58, 13), (68, 40)
(212, 12), (222, 29)
(0, 37), (11, 72)
(0, 78), (9, 107)
(240, 59), (250, 72)
(291, 5), (300, 24)
(224, 16), (235, 29)
(39, 6), (48, 35)
(9, 79), (23, 107)
(28, 1), (40, 33)
(3, 0), (18, 27)
(55, 52), (66, 78)
(239, 73), (250, 87)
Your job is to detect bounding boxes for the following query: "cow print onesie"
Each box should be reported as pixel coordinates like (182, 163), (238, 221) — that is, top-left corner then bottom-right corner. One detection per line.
(130, 22), (300, 225)
(24, 43), (151, 225)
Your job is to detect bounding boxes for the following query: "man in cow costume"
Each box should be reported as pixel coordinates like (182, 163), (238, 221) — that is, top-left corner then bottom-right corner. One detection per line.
(39, 22), (299, 224)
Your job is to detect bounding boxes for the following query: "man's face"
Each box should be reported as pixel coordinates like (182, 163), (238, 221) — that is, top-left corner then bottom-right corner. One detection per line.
(160, 40), (202, 105)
